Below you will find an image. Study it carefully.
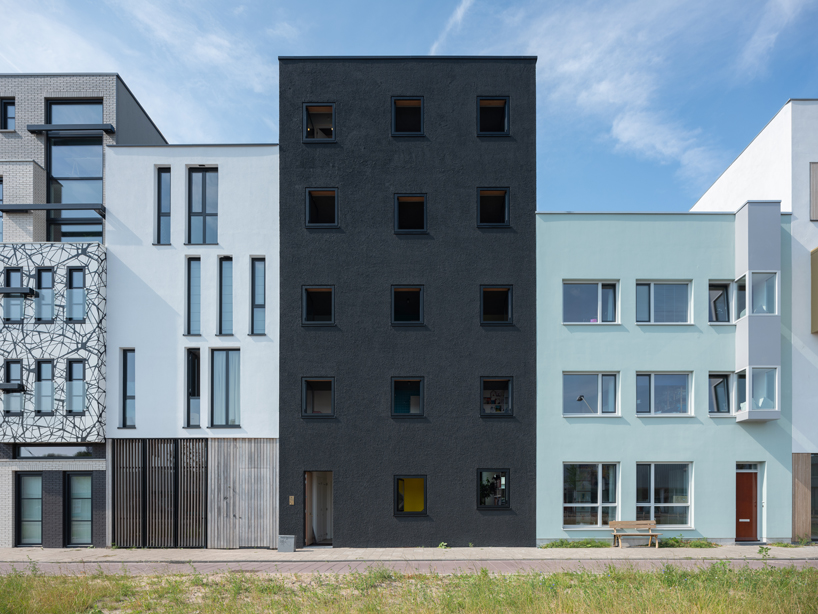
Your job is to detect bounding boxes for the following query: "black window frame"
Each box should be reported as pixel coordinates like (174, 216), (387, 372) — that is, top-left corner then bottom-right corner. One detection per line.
(708, 373), (732, 414)
(391, 96), (424, 136)
(218, 257), (233, 335)
(186, 348), (201, 427)
(66, 267), (86, 323)
(186, 257), (201, 335)
(66, 359), (86, 415)
(187, 167), (218, 245)
(3, 359), (23, 414)
(708, 282), (731, 323)
(302, 286), (335, 326)
(250, 258), (266, 335)
(3, 267), (24, 323)
(305, 188), (339, 229)
(477, 188), (510, 227)
(394, 475), (427, 517)
(156, 167), (171, 245)
(16, 472), (43, 547)
(15, 444), (92, 459)
(1, 99), (15, 130)
(301, 377), (336, 418)
(64, 472), (93, 547)
(391, 376), (425, 418)
(480, 285), (513, 326)
(477, 96), (510, 136)
(477, 468), (511, 510)
(480, 376), (514, 417)
(391, 285), (424, 326)
(394, 193), (427, 234)
(35, 267), (55, 323)
(122, 350), (135, 427)
(302, 103), (336, 143)
(210, 348), (240, 427)
(47, 99), (103, 124)
(35, 360), (54, 415)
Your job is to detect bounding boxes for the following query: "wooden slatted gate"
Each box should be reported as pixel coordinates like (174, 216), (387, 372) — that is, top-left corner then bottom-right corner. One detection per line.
(113, 439), (207, 548)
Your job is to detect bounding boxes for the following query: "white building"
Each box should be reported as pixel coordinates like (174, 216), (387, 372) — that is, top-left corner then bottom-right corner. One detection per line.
(104, 143), (280, 548)
(691, 99), (818, 540)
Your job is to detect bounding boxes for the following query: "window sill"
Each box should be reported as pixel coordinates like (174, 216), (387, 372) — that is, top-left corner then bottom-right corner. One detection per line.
(247, 333), (266, 337)
(709, 322), (736, 326)
(394, 230), (428, 235)
(563, 414), (620, 418)
(478, 506), (511, 511)
(66, 412), (86, 417)
(183, 425), (202, 429)
(34, 321), (55, 325)
(391, 414), (425, 419)
(636, 322), (693, 326)
(182, 333), (202, 337)
(709, 414), (735, 418)
(636, 414), (694, 418)
(118, 426), (136, 429)
(151, 243), (172, 246)
(392, 322), (424, 327)
(563, 322), (620, 326)
(562, 527), (611, 531)
(302, 138), (337, 144)
(477, 224), (511, 229)
(302, 414), (336, 419)
(0, 129), (16, 133)
(394, 513), (428, 518)
(214, 334), (235, 337)
(306, 224), (340, 230)
(392, 132), (425, 137)
(302, 322), (336, 327)
(477, 132), (510, 137)
(66, 320), (87, 325)
(34, 412), (55, 417)
(210, 424), (242, 429)
(481, 322), (514, 327)
(3, 412), (22, 417)
(183, 243), (219, 246)
(481, 413), (514, 418)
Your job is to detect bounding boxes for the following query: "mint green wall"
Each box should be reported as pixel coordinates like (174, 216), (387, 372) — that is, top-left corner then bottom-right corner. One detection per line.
(536, 213), (793, 542)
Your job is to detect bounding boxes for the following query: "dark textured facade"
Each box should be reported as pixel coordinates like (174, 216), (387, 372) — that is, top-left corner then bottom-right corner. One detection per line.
(278, 57), (537, 547)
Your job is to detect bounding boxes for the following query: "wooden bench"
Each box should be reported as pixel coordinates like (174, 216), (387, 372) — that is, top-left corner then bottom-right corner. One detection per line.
(610, 520), (662, 548)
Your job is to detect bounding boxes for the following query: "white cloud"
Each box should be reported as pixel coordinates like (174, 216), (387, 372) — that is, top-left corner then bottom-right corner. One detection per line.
(737, 0), (811, 77)
(429, 0), (475, 55)
(267, 22), (300, 42)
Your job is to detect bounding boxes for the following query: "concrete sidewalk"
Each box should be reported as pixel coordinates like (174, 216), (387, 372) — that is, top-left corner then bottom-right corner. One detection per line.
(1, 545), (816, 575)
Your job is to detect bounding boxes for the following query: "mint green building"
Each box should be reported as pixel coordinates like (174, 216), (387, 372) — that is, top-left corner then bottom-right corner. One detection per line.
(536, 202), (793, 544)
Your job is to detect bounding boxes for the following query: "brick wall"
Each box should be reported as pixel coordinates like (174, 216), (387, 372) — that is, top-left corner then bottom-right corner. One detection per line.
(41, 471), (63, 548)
(92, 470), (106, 547)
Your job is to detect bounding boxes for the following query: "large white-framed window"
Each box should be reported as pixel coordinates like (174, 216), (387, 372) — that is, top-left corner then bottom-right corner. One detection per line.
(734, 271), (778, 320)
(563, 463), (618, 527)
(562, 281), (617, 324)
(734, 367), (778, 413)
(636, 463), (691, 527)
(636, 372), (691, 415)
(562, 373), (617, 416)
(636, 281), (691, 324)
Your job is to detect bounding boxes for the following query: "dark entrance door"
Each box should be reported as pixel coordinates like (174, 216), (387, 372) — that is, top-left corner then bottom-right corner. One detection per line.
(736, 471), (758, 541)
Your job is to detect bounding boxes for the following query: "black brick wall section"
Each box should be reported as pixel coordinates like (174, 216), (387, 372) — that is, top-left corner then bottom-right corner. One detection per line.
(41, 471), (64, 548)
(0, 443), (12, 460)
(91, 443), (106, 459)
(92, 470), (106, 548)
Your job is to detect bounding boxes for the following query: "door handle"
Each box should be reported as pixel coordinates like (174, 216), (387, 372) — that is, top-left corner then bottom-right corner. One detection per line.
(739, 519), (750, 522)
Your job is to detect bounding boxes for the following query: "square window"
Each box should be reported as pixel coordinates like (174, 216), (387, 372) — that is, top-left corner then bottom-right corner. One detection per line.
(636, 282), (689, 323)
(478, 189), (509, 226)
(563, 463), (617, 526)
(563, 373), (616, 415)
(481, 378), (512, 416)
(708, 374), (731, 414)
(708, 283), (730, 322)
(303, 287), (335, 325)
(563, 282), (617, 323)
(395, 475), (426, 516)
(306, 189), (338, 228)
(636, 373), (690, 415)
(478, 469), (510, 509)
(394, 195), (427, 233)
(302, 378), (335, 417)
(636, 463), (690, 526)
(478, 97), (509, 135)
(392, 377), (423, 416)
(481, 286), (512, 325)
(392, 97), (423, 135)
(303, 104), (335, 142)
(392, 286), (423, 325)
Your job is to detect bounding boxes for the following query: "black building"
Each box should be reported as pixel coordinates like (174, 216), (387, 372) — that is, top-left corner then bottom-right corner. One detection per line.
(278, 57), (537, 547)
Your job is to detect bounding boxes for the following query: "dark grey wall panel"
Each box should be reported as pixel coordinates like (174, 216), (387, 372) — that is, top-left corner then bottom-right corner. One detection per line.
(279, 58), (537, 547)
(92, 470), (106, 548)
(41, 471), (63, 548)
(115, 78), (167, 145)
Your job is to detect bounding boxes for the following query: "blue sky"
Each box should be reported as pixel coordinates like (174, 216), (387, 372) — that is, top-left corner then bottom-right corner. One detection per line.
(1, 0), (816, 211)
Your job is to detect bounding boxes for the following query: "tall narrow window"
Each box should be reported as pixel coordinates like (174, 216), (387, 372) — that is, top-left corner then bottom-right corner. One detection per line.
(66, 268), (86, 322)
(751, 273), (776, 314)
(3, 360), (23, 413)
(66, 474), (92, 546)
(35, 361), (54, 414)
(477, 97), (509, 135)
(187, 258), (201, 335)
(251, 258), (265, 334)
(212, 349), (240, 426)
(156, 168), (171, 244)
(17, 474), (42, 546)
(303, 104), (335, 141)
(35, 269), (54, 322)
(122, 351), (135, 426)
(67, 360), (85, 414)
(0, 178), (4, 241)
(1, 99), (14, 130)
(709, 374), (731, 414)
(737, 370), (747, 411)
(708, 283), (730, 322)
(636, 463), (690, 526)
(187, 349), (200, 427)
(3, 268), (24, 323)
(752, 367), (776, 410)
(188, 169), (218, 245)
(219, 257), (233, 335)
(736, 276), (747, 319)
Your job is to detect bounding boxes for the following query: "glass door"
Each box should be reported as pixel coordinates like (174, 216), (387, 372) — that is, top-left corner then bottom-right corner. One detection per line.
(67, 473), (92, 546)
(17, 474), (42, 545)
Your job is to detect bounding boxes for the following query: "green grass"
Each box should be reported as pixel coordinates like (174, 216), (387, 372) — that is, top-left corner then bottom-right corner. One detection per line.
(768, 542), (797, 548)
(1, 563), (816, 613)
(539, 538), (611, 548)
(659, 534), (720, 548)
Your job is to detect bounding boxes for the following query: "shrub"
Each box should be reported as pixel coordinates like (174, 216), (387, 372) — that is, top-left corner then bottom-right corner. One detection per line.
(539, 538), (610, 548)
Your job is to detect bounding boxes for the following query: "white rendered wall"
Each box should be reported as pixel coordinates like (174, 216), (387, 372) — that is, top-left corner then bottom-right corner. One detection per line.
(104, 145), (279, 439)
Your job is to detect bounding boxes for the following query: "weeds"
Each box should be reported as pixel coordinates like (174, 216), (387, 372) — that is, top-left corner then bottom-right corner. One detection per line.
(659, 534), (720, 548)
(539, 539), (610, 548)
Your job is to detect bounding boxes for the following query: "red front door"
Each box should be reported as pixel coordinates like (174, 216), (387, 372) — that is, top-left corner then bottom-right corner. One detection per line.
(736, 472), (758, 541)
